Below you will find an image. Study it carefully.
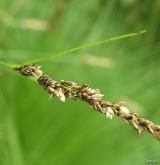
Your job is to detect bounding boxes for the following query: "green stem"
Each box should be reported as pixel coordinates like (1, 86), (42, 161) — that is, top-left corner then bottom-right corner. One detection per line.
(22, 30), (146, 65)
(0, 30), (146, 69)
(0, 60), (13, 69)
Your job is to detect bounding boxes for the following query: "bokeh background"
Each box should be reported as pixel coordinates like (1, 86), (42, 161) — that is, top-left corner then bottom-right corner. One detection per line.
(0, 0), (160, 165)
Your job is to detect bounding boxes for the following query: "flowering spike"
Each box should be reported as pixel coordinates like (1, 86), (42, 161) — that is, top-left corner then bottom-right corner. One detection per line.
(16, 64), (160, 141)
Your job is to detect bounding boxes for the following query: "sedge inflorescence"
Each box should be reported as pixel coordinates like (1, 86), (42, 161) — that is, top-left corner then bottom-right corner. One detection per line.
(15, 64), (160, 141)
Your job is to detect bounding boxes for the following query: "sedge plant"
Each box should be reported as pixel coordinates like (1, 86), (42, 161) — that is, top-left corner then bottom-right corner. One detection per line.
(1, 30), (160, 141)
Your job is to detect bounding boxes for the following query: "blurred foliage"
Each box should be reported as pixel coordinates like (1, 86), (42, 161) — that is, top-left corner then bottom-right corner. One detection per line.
(0, 0), (160, 165)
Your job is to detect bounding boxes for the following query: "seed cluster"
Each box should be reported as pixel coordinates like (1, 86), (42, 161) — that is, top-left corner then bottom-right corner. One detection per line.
(15, 64), (160, 141)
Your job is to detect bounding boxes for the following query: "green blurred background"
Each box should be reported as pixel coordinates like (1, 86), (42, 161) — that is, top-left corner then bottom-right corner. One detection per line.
(0, 0), (160, 165)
